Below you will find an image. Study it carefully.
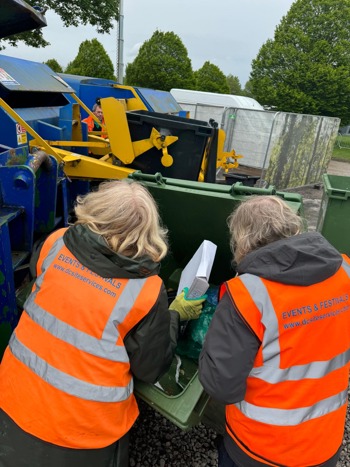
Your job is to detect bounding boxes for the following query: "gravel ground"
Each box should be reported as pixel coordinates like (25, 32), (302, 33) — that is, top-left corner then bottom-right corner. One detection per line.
(129, 395), (350, 467)
(129, 166), (350, 467)
(129, 400), (219, 467)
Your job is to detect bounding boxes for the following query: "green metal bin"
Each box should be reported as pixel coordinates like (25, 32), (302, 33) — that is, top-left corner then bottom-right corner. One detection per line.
(130, 172), (303, 430)
(134, 356), (209, 431)
(317, 174), (350, 256)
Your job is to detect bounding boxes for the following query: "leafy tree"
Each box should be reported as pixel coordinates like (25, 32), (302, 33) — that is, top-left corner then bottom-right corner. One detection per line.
(125, 30), (195, 91)
(194, 61), (230, 94)
(242, 79), (254, 98)
(65, 39), (115, 79)
(44, 59), (63, 73)
(250, 0), (350, 123)
(0, 0), (119, 49)
(226, 74), (243, 95)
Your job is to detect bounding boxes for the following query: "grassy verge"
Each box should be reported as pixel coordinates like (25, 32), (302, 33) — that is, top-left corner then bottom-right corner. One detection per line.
(332, 135), (350, 161)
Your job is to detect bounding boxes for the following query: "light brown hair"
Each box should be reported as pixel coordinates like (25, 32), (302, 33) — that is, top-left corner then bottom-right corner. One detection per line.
(228, 195), (303, 264)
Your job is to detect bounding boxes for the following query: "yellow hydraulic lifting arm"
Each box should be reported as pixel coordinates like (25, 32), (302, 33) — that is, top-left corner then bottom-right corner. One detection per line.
(215, 128), (243, 173)
(198, 127), (243, 181)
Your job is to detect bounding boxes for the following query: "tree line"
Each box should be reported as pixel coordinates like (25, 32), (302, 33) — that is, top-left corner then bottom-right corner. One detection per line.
(2, 0), (350, 124)
(43, 33), (246, 97)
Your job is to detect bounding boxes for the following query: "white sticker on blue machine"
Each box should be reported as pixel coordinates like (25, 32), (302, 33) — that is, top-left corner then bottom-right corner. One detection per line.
(0, 68), (20, 85)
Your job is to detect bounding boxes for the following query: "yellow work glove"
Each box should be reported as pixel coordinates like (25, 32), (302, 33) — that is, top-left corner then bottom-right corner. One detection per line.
(169, 288), (207, 321)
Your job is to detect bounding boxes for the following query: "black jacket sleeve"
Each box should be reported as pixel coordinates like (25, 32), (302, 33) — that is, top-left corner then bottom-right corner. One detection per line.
(198, 292), (260, 404)
(124, 283), (180, 384)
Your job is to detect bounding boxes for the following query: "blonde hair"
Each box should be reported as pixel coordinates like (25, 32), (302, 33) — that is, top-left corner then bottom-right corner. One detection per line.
(228, 195), (303, 264)
(74, 180), (168, 262)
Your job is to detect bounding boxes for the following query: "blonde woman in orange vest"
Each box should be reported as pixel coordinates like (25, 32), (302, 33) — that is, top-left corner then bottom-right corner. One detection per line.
(199, 195), (350, 467)
(0, 180), (205, 467)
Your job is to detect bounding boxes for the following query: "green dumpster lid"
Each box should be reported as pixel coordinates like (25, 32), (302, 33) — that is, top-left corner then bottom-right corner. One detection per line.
(128, 173), (303, 285)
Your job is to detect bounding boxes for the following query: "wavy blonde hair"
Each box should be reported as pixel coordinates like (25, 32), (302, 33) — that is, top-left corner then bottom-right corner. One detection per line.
(74, 180), (168, 261)
(228, 195), (303, 264)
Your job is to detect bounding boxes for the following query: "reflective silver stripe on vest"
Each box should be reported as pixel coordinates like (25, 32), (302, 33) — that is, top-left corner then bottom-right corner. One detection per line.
(33, 236), (65, 288)
(9, 333), (132, 402)
(24, 278), (147, 362)
(239, 274), (281, 366)
(235, 389), (348, 426)
(342, 258), (350, 278)
(102, 278), (147, 343)
(250, 347), (350, 383)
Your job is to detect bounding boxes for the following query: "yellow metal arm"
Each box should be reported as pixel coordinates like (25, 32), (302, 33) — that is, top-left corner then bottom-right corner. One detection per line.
(217, 151), (244, 172)
(46, 140), (110, 149)
(149, 128), (178, 167)
(100, 97), (178, 167)
(32, 145), (135, 180)
(0, 98), (63, 161)
(198, 127), (244, 182)
(216, 128), (243, 173)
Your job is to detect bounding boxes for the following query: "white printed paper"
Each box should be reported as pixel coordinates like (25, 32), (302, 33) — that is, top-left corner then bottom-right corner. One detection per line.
(177, 240), (217, 297)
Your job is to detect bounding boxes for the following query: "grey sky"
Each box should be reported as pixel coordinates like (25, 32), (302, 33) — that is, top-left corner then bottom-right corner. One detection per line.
(3, 0), (295, 86)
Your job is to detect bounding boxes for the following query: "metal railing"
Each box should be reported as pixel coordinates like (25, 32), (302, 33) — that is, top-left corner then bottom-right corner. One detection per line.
(335, 133), (350, 149)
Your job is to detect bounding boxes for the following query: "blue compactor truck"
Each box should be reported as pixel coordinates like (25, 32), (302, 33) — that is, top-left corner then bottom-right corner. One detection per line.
(0, 0), (305, 432)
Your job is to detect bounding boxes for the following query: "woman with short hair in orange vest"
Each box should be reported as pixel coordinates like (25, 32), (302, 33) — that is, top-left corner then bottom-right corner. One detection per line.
(199, 195), (350, 467)
(0, 180), (205, 467)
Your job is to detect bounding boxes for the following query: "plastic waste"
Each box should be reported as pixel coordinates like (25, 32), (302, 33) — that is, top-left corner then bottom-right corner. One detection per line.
(175, 285), (219, 361)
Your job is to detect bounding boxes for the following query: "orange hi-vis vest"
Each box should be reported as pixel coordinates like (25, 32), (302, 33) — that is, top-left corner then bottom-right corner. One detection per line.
(225, 255), (350, 467)
(0, 228), (163, 448)
(82, 115), (107, 138)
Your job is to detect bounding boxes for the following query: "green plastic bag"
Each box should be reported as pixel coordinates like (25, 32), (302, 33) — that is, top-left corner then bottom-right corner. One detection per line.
(176, 285), (219, 361)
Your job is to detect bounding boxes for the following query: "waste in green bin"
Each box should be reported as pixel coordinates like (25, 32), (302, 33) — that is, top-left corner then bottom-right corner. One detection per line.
(134, 356), (210, 431)
(317, 174), (350, 256)
(131, 172), (304, 430)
